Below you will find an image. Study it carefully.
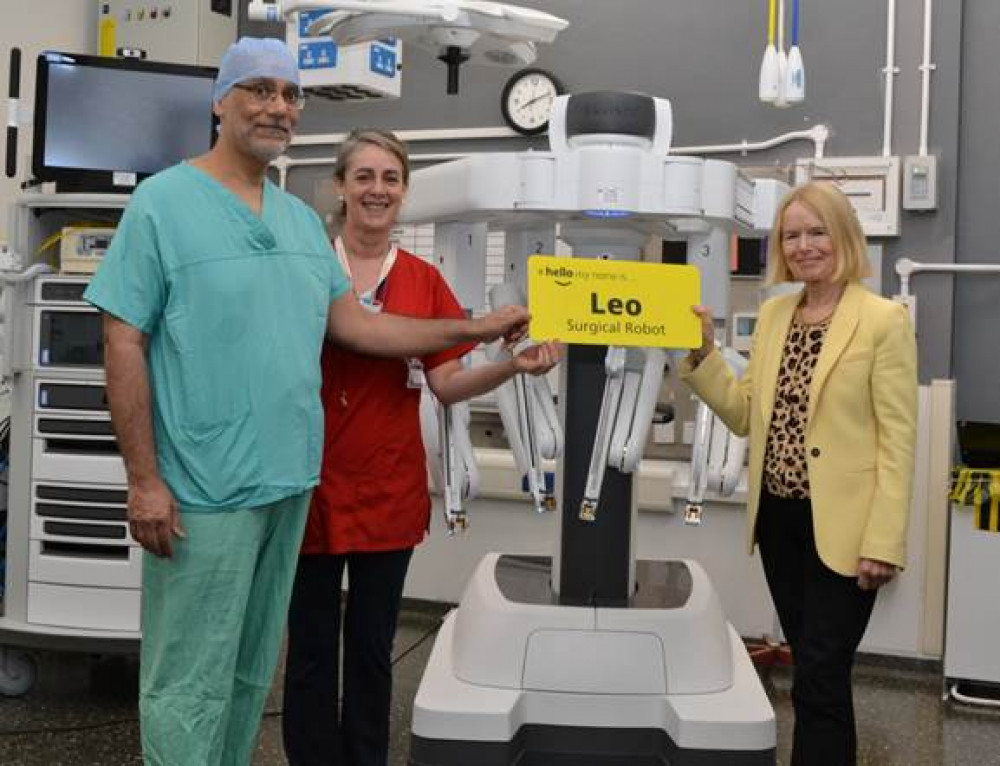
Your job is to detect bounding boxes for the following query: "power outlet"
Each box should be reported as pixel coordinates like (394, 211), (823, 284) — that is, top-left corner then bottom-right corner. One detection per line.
(653, 421), (675, 444)
(902, 154), (938, 211)
(0, 244), (16, 271)
(682, 421), (695, 445)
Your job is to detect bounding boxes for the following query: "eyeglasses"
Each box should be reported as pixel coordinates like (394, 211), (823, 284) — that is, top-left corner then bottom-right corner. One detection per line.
(232, 81), (306, 110)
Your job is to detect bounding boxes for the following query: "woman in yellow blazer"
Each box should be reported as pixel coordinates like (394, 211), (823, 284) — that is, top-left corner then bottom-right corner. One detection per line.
(682, 181), (917, 766)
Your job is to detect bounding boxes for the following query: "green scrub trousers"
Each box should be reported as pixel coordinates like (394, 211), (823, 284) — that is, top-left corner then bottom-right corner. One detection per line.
(138, 492), (311, 766)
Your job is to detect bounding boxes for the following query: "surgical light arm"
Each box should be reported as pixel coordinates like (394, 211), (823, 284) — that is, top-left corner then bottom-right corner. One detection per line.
(249, 0), (567, 38)
(247, 1), (568, 93)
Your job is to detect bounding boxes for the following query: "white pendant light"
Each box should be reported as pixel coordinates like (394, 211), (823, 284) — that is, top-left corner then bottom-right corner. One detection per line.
(784, 0), (805, 103)
(758, 0), (781, 103)
(774, 0), (789, 107)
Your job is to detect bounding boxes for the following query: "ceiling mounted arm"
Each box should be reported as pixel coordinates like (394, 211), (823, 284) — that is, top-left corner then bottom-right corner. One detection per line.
(248, 0), (568, 94)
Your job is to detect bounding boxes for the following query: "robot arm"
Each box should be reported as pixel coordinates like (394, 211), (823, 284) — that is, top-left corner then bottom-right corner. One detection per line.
(608, 347), (668, 474)
(710, 347), (748, 496)
(580, 346), (668, 522)
(685, 346), (748, 525)
(578, 347), (626, 521)
(489, 355), (562, 513)
(487, 283), (562, 513)
(420, 383), (480, 535)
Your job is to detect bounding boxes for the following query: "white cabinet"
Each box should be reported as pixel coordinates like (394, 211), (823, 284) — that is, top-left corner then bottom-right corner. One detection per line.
(0, 193), (139, 659)
(945, 499), (1000, 694)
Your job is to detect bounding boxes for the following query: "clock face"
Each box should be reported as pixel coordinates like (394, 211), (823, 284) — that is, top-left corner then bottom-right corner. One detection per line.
(502, 69), (563, 135)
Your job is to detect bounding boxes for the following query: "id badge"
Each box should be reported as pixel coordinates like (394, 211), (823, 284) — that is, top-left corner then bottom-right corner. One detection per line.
(359, 294), (383, 314)
(406, 358), (425, 388)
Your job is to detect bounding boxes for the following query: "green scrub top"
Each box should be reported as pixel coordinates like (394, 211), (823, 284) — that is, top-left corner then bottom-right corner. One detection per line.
(85, 163), (350, 510)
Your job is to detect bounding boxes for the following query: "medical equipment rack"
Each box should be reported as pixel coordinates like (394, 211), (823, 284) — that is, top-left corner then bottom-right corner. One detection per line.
(0, 193), (137, 697)
(944, 484), (1000, 706)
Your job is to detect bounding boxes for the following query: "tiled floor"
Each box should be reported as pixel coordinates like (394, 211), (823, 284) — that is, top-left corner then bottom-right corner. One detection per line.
(1, 603), (999, 765)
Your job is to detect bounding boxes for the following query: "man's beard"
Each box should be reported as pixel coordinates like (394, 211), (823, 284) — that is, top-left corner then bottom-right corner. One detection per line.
(246, 125), (290, 163)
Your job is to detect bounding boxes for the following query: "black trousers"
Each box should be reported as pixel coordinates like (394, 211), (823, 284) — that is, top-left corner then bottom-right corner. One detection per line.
(283, 548), (414, 766)
(755, 491), (877, 766)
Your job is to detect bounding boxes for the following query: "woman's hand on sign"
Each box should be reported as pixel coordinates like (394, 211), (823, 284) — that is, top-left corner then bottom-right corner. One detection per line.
(688, 305), (715, 366)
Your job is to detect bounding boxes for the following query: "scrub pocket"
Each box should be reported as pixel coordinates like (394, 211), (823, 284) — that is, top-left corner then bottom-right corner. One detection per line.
(176, 412), (263, 505)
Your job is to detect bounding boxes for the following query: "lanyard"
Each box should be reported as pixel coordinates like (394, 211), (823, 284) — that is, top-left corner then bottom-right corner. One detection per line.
(334, 236), (398, 308)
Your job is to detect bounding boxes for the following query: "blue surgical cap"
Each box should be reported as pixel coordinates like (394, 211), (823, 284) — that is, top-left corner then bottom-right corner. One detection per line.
(213, 37), (300, 103)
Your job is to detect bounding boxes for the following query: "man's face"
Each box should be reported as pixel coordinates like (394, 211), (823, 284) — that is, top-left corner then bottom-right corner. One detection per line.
(214, 77), (302, 163)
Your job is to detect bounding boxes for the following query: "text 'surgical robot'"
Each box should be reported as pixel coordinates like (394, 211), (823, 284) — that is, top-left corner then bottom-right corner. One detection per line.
(399, 90), (785, 765)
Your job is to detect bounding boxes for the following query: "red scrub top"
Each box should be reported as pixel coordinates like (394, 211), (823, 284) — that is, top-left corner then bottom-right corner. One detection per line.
(301, 249), (475, 554)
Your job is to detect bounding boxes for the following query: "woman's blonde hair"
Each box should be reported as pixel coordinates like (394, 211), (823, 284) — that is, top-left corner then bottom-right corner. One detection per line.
(765, 180), (871, 286)
(333, 129), (410, 218)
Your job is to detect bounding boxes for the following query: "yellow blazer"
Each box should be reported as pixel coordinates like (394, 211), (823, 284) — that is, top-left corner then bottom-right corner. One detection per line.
(682, 282), (918, 576)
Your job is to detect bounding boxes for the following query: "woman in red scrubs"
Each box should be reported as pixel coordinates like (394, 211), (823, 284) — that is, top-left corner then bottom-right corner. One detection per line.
(282, 129), (559, 766)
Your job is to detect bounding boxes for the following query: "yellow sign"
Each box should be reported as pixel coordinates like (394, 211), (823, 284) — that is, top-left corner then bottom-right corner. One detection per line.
(527, 256), (702, 348)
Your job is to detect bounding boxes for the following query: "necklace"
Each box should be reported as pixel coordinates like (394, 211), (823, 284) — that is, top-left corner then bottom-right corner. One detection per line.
(795, 302), (837, 326)
(796, 283), (844, 325)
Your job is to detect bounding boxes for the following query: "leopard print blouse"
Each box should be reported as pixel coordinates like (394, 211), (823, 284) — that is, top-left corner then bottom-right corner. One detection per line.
(763, 317), (832, 499)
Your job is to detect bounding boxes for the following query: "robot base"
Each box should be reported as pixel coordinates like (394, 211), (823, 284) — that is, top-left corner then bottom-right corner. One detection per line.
(408, 554), (776, 766)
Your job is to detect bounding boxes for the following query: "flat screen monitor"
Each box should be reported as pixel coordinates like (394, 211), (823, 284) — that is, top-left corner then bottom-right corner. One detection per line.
(31, 52), (218, 193)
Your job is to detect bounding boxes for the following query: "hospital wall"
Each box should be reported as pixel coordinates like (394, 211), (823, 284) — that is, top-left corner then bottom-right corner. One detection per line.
(0, 2), (95, 250)
(2, 1), (991, 417)
(248, 0), (979, 415)
(952, 0), (1000, 423)
(254, 1), (977, 659)
(0, 1), (987, 658)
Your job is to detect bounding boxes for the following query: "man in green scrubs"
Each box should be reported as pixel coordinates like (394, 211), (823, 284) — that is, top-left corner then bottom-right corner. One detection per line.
(85, 37), (528, 766)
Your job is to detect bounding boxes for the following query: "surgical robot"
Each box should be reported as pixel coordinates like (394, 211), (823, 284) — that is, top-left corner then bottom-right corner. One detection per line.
(399, 91), (785, 765)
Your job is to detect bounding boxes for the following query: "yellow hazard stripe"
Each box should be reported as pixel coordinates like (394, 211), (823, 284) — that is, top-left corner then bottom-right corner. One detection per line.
(949, 468), (970, 503)
(990, 473), (1000, 533)
(99, 17), (116, 57)
(950, 469), (1000, 532)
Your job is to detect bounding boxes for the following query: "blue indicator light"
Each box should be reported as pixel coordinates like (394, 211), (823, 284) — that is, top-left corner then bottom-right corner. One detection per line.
(582, 209), (634, 219)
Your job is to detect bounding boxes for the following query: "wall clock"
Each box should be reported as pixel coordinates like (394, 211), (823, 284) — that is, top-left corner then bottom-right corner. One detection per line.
(500, 68), (565, 136)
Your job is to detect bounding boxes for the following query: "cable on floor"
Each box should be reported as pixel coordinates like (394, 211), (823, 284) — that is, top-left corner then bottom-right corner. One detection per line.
(0, 612), (447, 735)
(262, 613), (446, 720)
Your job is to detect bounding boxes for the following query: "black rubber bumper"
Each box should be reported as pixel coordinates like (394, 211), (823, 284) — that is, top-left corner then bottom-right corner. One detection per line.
(410, 725), (776, 765)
